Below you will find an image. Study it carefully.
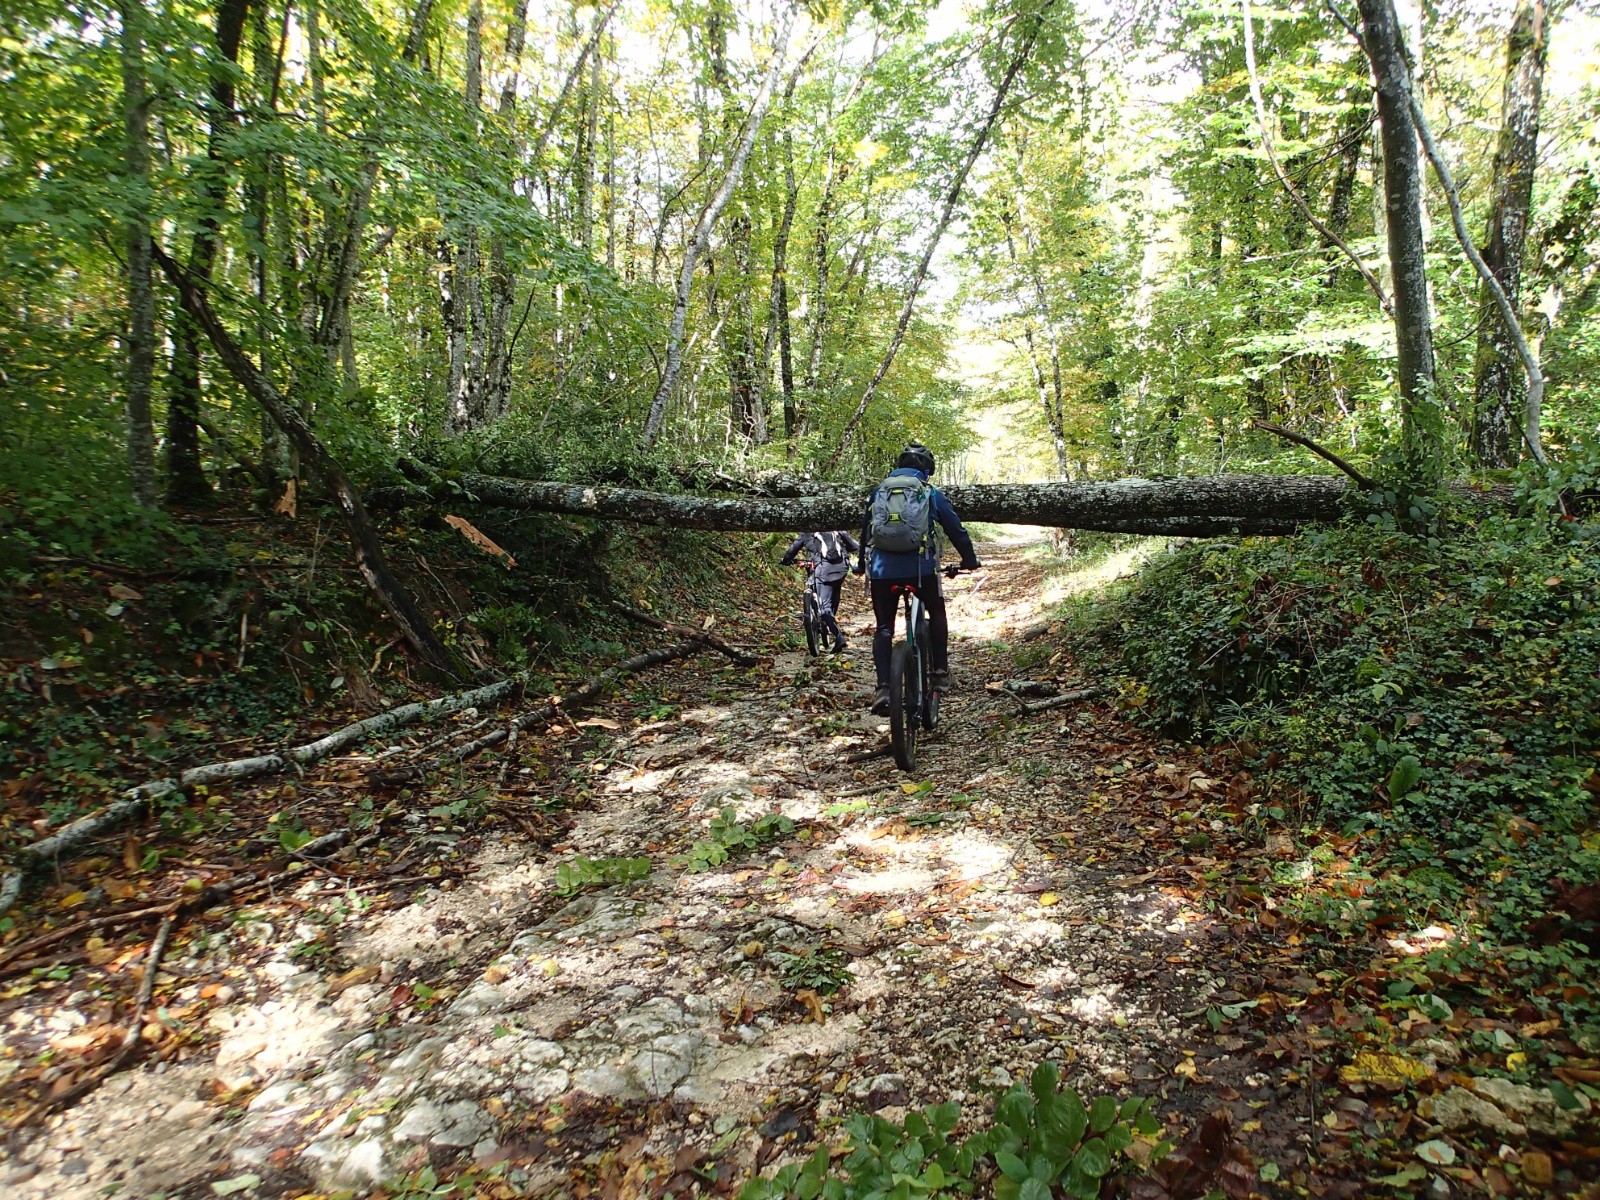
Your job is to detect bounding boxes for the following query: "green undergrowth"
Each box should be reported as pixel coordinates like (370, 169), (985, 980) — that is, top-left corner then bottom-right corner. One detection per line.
(1, 476), (784, 850)
(1064, 504), (1600, 1041)
(739, 1062), (1164, 1200)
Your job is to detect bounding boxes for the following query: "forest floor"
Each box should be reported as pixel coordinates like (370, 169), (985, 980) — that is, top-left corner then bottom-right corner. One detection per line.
(0, 535), (1575, 1199)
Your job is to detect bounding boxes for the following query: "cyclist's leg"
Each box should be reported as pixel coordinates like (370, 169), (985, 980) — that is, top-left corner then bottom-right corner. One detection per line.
(818, 577), (845, 646)
(869, 580), (899, 686)
(920, 578), (950, 673)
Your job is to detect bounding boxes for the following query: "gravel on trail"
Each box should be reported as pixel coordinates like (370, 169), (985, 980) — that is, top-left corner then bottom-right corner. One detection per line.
(2, 538), (1320, 1198)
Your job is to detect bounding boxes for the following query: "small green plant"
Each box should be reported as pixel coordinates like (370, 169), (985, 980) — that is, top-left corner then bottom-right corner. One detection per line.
(770, 946), (855, 995)
(680, 806), (794, 872)
(739, 1063), (1165, 1200)
(554, 855), (651, 896)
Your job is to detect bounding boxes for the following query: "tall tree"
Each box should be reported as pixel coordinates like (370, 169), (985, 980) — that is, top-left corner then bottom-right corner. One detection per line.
(1470, 0), (1547, 468)
(1355, 0), (1439, 472)
(823, 0), (1057, 472)
(641, 4), (797, 451)
(120, 0), (157, 508)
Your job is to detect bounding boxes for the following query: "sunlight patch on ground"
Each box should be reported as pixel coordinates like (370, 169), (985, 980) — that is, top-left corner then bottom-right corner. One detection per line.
(1039, 541), (1163, 607)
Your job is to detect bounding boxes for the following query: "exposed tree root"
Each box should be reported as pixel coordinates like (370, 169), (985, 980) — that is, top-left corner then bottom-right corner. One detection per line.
(0, 679), (521, 915)
(371, 640), (706, 786)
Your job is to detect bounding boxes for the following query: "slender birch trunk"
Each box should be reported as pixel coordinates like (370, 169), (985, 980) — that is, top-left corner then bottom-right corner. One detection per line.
(822, 0), (1054, 471)
(640, 4), (797, 451)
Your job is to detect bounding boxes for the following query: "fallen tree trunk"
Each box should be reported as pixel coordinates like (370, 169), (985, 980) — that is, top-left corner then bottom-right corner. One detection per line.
(371, 639), (705, 786)
(446, 474), (1304, 535)
(0, 677), (522, 915)
(442, 473), (1514, 535)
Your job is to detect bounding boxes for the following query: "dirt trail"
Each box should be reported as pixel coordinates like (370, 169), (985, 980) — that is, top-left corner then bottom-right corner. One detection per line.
(4, 538), (1311, 1198)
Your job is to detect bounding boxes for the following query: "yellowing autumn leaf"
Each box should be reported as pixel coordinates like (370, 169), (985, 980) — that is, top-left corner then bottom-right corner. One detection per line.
(1338, 1052), (1431, 1089)
(1039, 892), (1060, 906)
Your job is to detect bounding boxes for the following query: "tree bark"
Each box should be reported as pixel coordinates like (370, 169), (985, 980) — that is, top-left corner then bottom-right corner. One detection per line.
(1356, 0), (1439, 468)
(153, 244), (461, 678)
(165, 0), (252, 507)
(433, 472), (1510, 536)
(640, 4), (796, 450)
(120, 0), (157, 509)
(822, 0), (1054, 471)
(772, 126), (800, 444)
(1471, 0), (1547, 468)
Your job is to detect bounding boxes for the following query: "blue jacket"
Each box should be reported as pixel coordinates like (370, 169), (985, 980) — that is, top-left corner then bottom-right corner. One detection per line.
(858, 468), (978, 581)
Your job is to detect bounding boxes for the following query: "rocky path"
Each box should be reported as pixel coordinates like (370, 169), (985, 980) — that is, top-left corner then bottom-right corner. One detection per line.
(4, 539), (1314, 1199)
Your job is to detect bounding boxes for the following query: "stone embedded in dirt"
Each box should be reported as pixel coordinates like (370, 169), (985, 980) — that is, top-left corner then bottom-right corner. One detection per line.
(1426, 1086), (1526, 1138)
(393, 1098), (494, 1148)
(1468, 1076), (1590, 1136)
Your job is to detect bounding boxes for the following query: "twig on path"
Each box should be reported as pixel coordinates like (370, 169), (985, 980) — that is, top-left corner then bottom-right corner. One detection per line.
(370, 640), (707, 786)
(843, 746), (893, 765)
(608, 603), (759, 667)
(0, 678), (524, 915)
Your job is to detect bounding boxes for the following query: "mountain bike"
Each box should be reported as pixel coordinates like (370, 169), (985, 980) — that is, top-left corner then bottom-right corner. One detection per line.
(796, 560), (824, 656)
(887, 566), (966, 773)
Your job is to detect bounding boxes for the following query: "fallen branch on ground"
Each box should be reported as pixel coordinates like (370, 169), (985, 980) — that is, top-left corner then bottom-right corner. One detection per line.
(0, 679), (522, 915)
(370, 640), (706, 786)
(1014, 686), (1106, 715)
(608, 603), (759, 666)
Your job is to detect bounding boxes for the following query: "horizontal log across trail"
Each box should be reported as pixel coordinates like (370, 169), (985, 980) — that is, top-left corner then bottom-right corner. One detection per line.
(451, 473), (1510, 537)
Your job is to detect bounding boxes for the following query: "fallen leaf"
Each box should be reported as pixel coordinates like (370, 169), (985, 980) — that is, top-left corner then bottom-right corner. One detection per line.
(444, 514), (516, 567)
(795, 988), (826, 1024)
(109, 583), (144, 602)
(1416, 1139), (1457, 1166)
(211, 1174), (262, 1196)
(1521, 1150), (1553, 1187)
(1339, 1051), (1431, 1089)
(576, 717), (621, 729)
(326, 965), (380, 997)
(1038, 892), (1060, 906)
(273, 479), (296, 519)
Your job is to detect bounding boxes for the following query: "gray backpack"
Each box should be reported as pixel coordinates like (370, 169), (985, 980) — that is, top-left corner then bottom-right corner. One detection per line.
(868, 474), (933, 554)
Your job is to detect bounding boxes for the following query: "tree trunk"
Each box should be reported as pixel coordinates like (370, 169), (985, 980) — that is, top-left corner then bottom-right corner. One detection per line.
(771, 127), (800, 445)
(120, 0), (157, 509)
(165, 0), (251, 507)
(1356, 0), (1439, 470)
(153, 246), (461, 679)
(1470, 0), (1547, 469)
(640, 4), (796, 450)
(427, 472), (1515, 537)
(822, 1), (1054, 471)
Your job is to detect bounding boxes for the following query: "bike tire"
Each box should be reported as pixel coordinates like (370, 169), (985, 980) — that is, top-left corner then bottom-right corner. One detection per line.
(889, 641), (919, 773)
(802, 590), (821, 657)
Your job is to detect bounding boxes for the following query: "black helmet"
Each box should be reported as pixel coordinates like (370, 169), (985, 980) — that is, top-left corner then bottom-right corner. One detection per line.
(896, 442), (935, 476)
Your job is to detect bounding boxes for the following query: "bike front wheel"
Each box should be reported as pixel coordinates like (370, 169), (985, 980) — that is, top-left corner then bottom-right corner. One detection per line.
(802, 589), (821, 656)
(889, 641), (919, 772)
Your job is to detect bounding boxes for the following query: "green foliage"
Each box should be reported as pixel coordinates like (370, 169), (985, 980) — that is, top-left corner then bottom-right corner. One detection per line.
(769, 946), (855, 995)
(680, 806), (795, 873)
(1069, 512), (1600, 1037)
(738, 1064), (1164, 1200)
(554, 855), (651, 897)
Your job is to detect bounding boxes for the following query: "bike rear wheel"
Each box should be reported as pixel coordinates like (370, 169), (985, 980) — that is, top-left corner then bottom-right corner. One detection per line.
(802, 588), (821, 656)
(889, 641), (919, 772)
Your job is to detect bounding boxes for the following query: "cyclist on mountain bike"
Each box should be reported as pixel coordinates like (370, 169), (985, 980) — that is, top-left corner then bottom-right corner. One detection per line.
(854, 443), (981, 715)
(779, 530), (859, 652)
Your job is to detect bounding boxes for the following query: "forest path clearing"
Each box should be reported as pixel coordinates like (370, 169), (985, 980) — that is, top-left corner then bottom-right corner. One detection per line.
(7, 538), (1315, 1199)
